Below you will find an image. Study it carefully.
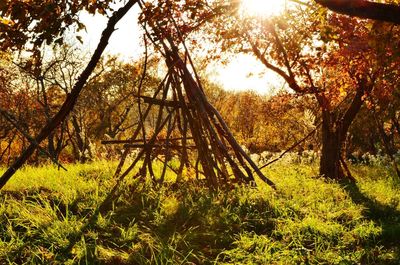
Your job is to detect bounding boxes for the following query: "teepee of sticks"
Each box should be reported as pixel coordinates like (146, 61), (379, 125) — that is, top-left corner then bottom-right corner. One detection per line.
(102, 19), (275, 190)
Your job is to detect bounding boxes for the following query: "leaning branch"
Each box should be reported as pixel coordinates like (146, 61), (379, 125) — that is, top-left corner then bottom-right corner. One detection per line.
(0, 0), (138, 190)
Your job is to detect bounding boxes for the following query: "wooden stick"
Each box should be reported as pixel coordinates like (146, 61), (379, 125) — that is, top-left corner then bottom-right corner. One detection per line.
(101, 137), (194, 145)
(0, 0), (138, 190)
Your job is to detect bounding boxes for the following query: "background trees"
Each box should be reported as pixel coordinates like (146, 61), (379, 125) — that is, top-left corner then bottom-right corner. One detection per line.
(206, 87), (317, 153)
(190, 1), (400, 179)
(0, 0), (138, 189)
(0, 45), (166, 165)
(1, 0), (400, 184)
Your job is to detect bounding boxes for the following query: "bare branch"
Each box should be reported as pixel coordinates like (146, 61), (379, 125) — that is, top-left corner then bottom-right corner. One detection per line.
(315, 0), (400, 25)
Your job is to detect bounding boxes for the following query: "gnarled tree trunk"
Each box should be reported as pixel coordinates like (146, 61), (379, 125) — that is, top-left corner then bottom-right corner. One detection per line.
(318, 82), (370, 180)
(320, 123), (344, 179)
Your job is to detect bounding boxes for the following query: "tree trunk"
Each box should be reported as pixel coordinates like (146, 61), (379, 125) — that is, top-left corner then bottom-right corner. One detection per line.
(47, 132), (56, 160)
(320, 123), (344, 179)
(318, 79), (369, 181)
(71, 114), (88, 163)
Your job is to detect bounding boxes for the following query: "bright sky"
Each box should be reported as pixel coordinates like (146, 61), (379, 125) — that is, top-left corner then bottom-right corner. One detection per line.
(207, 55), (286, 94)
(78, 1), (288, 95)
(79, 5), (143, 60)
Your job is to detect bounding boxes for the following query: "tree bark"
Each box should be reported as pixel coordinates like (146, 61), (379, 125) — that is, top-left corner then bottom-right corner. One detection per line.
(71, 114), (89, 163)
(314, 0), (400, 25)
(319, 85), (367, 180)
(320, 121), (344, 179)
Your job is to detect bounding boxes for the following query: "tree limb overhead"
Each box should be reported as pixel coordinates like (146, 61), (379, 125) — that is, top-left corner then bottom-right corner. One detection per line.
(314, 0), (400, 25)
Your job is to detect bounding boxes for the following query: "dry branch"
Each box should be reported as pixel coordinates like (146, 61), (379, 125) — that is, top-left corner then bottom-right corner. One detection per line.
(0, 0), (138, 190)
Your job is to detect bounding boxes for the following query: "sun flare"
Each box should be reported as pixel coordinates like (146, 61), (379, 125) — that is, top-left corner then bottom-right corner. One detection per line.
(240, 0), (287, 17)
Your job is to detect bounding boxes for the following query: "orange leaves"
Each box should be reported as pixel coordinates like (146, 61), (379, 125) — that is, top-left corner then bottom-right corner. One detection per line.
(0, 0), (114, 55)
(0, 16), (14, 26)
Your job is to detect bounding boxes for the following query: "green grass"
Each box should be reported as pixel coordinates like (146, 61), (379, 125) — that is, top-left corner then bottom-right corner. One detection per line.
(0, 161), (399, 264)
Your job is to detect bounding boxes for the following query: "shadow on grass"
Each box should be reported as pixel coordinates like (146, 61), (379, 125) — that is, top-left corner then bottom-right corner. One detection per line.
(56, 182), (280, 264)
(340, 180), (400, 262)
(0, 189), (81, 264)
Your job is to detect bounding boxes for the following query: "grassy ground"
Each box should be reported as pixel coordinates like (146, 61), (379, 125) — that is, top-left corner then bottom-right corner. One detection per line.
(0, 161), (399, 264)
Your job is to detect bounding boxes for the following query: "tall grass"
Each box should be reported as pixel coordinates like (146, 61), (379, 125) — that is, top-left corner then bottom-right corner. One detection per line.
(0, 161), (399, 264)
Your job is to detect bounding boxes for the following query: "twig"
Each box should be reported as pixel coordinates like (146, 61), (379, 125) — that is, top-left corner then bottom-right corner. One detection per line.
(258, 122), (322, 171)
